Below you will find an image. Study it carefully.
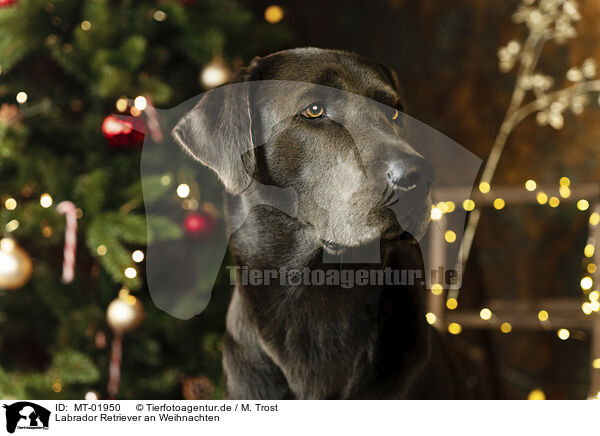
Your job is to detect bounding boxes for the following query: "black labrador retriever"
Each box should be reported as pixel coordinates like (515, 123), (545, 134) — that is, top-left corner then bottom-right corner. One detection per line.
(173, 47), (467, 399)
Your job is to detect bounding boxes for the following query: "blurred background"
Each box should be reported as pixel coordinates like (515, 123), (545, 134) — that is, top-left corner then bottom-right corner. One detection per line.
(0, 0), (599, 400)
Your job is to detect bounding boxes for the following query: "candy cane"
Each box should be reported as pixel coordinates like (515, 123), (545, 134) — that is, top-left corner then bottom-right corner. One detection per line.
(56, 201), (78, 283)
(107, 332), (123, 398)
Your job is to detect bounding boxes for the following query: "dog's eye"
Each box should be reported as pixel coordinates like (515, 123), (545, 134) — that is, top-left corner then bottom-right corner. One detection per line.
(391, 107), (405, 128)
(301, 102), (325, 119)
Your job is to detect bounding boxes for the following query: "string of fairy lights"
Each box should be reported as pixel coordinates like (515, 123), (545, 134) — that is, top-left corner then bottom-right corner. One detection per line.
(1, 191), (146, 278)
(1, 97), (224, 318)
(425, 176), (599, 345)
(1, 93), (211, 278)
(1, 1), (285, 291)
(3, 1), (599, 398)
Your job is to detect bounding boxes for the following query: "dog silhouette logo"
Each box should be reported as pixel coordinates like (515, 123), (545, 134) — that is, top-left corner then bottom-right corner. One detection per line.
(3, 402), (50, 433)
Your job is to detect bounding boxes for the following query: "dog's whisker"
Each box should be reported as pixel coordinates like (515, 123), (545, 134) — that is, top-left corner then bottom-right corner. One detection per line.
(381, 184), (389, 201)
(384, 190), (396, 205)
(385, 198), (399, 208)
(375, 185), (391, 208)
(376, 191), (397, 210)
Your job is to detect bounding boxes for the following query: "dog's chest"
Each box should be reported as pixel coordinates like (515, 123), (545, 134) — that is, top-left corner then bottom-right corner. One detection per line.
(250, 284), (381, 399)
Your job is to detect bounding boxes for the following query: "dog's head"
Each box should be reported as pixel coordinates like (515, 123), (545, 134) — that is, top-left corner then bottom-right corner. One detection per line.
(173, 48), (433, 254)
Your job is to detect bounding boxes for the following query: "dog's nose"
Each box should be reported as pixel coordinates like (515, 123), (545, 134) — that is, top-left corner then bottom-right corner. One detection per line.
(385, 157), (433, 193)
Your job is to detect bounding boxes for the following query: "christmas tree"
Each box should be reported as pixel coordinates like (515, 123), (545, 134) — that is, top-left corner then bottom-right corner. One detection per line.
(0, 0), (289, 399)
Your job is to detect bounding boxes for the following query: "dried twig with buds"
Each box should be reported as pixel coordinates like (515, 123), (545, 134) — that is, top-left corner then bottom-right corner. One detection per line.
(458, 0), (600, 275)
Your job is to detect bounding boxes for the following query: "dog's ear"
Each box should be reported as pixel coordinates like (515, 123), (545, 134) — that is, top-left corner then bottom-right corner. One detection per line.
(172, 60), (261, 194)
(375, 62), (401, 92)
(375, 62), (405, 111)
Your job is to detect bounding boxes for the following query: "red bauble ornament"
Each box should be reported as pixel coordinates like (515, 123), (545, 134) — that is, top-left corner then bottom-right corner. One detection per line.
(0, 0), (17, 7)
(101, 115), (145, 148)
(184, 212), (215, 238)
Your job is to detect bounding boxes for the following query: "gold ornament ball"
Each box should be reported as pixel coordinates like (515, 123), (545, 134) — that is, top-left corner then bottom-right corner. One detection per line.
(84, 390), (100, 400)
(0, 238), (33, 290)
(106, 294), (144, 332)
